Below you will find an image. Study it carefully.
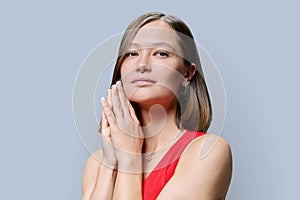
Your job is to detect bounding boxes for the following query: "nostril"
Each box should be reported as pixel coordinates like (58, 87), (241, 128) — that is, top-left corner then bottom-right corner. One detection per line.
(136, 63), (151, 73)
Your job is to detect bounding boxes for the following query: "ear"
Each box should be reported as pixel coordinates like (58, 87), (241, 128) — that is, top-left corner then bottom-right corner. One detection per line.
(185, 63), (196, 80)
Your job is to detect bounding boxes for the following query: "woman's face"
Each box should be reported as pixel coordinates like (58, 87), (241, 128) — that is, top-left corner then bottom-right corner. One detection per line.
(120, 20), (187, 106)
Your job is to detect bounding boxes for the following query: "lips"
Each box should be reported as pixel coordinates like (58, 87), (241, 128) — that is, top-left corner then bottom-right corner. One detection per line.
(132, 77), (156, 86)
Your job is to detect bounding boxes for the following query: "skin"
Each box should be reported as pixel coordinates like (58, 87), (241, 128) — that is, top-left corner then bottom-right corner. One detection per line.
(82, 20), (232, 200)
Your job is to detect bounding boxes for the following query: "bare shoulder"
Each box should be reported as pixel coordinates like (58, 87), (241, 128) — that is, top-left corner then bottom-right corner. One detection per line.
(157, 134), (232, 199)
(82, 150), (103, 197)
(84, 150), (103, 168)
(178, 134), (232, 198)
(182, 133), (232, 161)
(83, 150), (103, 179)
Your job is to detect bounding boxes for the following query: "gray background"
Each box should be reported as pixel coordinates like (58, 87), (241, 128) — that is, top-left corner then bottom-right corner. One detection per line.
(0, 0), (299, 199)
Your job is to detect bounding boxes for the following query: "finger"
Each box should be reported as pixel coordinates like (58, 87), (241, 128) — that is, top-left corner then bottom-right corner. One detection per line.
(116, 81), (130, 117)
(101, 97), (117, 127)
(111, 84), (124, 117)
(101, 110), (108, 129)
(98, 107), (108, 133)
(100, 102), (110, 138)
(107, 88), (112, 108)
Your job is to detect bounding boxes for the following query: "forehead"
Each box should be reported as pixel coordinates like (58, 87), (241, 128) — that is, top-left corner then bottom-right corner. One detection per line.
(130, 20), (181, 52)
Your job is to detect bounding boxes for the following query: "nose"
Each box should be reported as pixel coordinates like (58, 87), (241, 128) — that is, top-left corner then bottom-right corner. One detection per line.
(135, 50), (151, 73)
(136, 63), (151, 73)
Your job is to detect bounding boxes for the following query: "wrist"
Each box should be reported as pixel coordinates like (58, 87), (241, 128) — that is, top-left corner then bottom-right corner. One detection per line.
(117, 153), (143, 173)
(100, 151), (118, 170)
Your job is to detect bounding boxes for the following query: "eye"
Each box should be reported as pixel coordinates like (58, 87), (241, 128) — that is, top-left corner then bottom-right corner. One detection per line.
(154, 50), (169, 57)
(125, 51), (139, 57)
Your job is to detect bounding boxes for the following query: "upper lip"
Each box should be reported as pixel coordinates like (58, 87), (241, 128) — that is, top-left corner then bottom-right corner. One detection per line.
(132, 77), (156, 83)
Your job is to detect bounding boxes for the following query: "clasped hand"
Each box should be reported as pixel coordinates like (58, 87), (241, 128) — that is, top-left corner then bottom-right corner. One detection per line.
(100, 81), (144, 171)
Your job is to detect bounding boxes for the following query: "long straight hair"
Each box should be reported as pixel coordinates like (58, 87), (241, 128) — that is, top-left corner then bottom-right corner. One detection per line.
(108, 12), (212, 132)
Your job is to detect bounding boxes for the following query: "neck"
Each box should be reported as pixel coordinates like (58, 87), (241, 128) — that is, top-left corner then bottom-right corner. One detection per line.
(136, 100), (183, 153)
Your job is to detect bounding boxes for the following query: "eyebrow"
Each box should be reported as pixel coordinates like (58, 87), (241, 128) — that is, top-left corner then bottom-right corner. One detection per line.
(129, 42), (176, 52)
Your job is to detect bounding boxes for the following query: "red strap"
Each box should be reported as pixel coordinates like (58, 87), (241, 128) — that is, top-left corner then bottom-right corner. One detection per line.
(142, 130), (206, 200)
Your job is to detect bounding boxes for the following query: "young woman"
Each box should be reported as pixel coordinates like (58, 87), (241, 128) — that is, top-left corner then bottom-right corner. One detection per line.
(82, 12), (232, 200)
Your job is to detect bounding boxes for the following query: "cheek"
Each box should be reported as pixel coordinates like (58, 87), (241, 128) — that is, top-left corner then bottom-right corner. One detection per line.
(153, 64), (185, 89)
(120, 63), (134, 86)
(120, 62), (131, 77)
(120, 64), (135, 98)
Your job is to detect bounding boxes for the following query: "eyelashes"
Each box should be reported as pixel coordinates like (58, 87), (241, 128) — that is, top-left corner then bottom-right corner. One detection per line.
(124, 49), (170, 58)
(125, 51), (138, 57)
(154, 50), (169, 57)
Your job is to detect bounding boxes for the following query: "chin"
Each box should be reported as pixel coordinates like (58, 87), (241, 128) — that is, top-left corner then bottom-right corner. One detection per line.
(124, 85), (179, 104)
(129, 92), (176, 107)
(129, 93), (160, 104)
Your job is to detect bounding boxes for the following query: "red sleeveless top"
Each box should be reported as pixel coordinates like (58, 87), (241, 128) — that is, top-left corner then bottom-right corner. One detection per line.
(142, 130), (206, 200)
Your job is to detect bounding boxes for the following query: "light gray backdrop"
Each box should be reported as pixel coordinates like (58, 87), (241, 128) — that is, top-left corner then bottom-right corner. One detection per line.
(0, 0), (299, 199)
